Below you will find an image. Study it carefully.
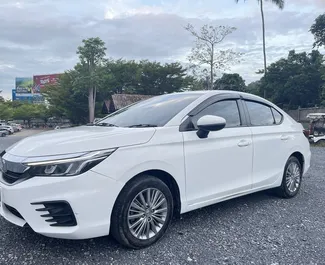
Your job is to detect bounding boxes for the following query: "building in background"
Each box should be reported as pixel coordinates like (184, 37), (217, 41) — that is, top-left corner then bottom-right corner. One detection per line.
(102, 94), (154, 114)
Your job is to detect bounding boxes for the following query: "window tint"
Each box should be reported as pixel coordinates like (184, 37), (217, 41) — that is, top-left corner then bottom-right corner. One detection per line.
(271, 108), (283, 124)
(193, 100), (241, 128)
(98, 93), (203, 127)
(245, 101), (275, 126)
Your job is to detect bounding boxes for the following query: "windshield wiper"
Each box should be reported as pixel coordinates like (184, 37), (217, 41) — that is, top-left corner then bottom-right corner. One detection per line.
(94, 122), (118, 127)
(128, 124), (158, 128)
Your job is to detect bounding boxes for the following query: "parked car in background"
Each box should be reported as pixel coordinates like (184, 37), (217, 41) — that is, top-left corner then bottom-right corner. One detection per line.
(306, 113), (325, 144)
(9, 123), (22, 132)
(0, 129), (9, 137)
(0, 91), (311, 249)
(0, 125), (14, 135)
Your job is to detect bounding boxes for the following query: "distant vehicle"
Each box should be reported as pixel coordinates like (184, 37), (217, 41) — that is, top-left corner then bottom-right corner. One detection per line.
(306, 113), (325, 144)
(9, 123), (22, 132)
(0, 125), (14, 135)
(0, 129), (8, 137)
(54, 125), (71, 130)
(0, 91), (311, 249)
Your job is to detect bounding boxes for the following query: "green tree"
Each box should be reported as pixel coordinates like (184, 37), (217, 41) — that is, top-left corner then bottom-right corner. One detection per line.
(103, 59), (194, 95)
(12, 104), (39, 126)
(185, 24), (240, 90)
(0, 102), (12, 120)
(235, 0), (284, 97)
(42, 71), (89, 124)
(187, 78), (209, 91)
(0, 90), (4, 103)
(43, 55), (196, 122)
(260, 50), (325, 109)
(246, 80), (262, 96)
(310, 13), (325, 49)
(76, 37), (107, 123)
(138, 61), (194, 95)
(104, 59), (141, 94)
(214, 73), (246, 91)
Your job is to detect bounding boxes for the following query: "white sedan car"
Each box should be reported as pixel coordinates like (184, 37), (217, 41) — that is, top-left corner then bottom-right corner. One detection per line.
(0, 91), (311, 249)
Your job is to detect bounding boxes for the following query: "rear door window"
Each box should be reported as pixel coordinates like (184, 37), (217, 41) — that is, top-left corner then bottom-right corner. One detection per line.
(245, 101), (275, 126)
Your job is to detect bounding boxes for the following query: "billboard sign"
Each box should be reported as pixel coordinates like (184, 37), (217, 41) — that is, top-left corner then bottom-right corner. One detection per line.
(15, 77), (33, 94)
(33, 74), (61, 93)
(12, 89), (16, 101)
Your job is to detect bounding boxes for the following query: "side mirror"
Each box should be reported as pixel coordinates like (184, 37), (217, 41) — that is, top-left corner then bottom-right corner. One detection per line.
(196, 115), (226, 139)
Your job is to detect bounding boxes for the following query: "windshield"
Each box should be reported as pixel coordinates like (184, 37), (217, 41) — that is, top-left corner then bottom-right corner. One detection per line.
(97, 93), (203, 127)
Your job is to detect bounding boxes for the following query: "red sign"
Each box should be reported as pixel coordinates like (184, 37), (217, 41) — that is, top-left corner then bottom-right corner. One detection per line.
(33, 74), (61, 93)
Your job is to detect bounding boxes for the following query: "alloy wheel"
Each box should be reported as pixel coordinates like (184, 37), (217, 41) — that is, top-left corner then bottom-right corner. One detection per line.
(285, 162), (301, 193)
(127, 188), (168, 240)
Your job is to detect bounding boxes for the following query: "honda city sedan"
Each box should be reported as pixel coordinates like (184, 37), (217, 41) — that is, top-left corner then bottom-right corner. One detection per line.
(0, 91), (311, 249)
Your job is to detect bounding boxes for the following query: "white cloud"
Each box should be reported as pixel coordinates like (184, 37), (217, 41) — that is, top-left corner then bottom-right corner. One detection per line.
(0, 0), (323, 99)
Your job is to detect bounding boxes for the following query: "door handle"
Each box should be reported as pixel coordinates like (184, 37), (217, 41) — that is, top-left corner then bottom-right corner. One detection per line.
(237, 140), (251, 147)
(280, 135), (290, 141)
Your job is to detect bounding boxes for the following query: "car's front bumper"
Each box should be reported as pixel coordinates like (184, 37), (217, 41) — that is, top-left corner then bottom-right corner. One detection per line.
(0, 170), (123, 239)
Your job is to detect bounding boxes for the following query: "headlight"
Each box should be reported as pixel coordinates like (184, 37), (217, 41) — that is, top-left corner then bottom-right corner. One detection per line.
(23, 149), (116, 177)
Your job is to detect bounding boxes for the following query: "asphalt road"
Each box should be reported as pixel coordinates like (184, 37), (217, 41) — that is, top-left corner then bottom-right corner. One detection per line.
(0, 133), (324, 265)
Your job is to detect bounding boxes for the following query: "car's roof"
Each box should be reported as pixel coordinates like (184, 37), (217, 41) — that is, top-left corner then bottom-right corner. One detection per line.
(176, 90), (265, 100)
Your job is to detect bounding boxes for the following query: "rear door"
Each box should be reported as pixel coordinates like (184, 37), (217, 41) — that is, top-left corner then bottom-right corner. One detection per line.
(242, 99), (292, 189)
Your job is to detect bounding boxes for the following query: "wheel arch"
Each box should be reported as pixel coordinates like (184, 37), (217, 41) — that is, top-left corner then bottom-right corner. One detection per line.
(114, 169), (182, 219)
(289, 151), (305, 172)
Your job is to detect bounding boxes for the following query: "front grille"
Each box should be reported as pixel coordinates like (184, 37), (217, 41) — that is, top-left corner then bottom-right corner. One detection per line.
(4, 204), (24, 220)
(31, 201), (77, 227)
(0, 152), (30, 185)
(2, 171), (29, 184)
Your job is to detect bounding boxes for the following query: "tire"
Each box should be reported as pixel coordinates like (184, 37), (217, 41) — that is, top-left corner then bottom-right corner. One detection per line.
(275, 156), (302, 198)
(1, 133), (5, 137)
(110, 175), (174, 249)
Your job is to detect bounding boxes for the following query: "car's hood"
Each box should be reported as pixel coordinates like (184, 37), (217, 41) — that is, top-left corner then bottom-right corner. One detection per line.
(6, 126), (156, 157)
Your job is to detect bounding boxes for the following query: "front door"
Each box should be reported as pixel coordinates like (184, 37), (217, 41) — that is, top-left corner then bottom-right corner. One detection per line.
(182, 99), (253, 209)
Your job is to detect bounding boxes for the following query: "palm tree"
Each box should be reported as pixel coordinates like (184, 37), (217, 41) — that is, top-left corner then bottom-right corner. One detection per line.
(235, 0), (284, 97)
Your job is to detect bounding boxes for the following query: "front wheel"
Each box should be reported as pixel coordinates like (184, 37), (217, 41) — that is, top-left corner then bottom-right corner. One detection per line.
(110, 175), (174, 249)
(276, 157), (302, 198)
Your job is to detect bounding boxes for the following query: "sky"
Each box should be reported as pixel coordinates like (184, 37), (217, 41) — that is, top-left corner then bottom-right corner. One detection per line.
(0, 0), (324, 99)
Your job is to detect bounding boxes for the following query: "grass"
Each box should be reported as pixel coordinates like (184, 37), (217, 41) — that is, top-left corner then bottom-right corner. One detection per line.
(310, 140), (325, 147)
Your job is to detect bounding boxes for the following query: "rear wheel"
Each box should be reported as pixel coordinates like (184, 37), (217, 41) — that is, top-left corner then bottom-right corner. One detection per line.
(276, 157), (302, 198)
(110, 175), (174, 249)
(1, 133), (5, 137)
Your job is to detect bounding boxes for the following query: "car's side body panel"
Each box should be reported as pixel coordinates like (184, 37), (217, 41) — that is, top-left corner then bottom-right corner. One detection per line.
(182, 126), (253, 208)
(91, 126), (188, 213)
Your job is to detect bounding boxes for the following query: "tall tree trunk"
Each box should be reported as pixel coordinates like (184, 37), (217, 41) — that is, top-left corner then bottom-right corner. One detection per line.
(88, 87), (95, 123)
(260, 0), (267, 98)
(210, 44), (214, 90)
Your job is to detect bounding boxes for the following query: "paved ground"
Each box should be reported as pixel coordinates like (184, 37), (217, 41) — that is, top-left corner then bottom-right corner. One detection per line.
(0, 133), (324, 265)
